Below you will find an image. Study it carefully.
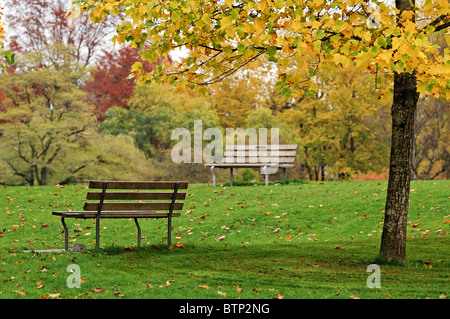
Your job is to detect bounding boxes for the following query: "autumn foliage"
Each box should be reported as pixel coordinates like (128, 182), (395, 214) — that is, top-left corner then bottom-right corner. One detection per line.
(83, 46), (169, 121)
(0, 6), (4, 45)
(0, 0), (447, 187)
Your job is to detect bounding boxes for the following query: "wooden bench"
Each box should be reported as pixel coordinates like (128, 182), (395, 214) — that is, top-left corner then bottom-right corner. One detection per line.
(52, 181), (188, 251)
(205, 144), (298, 186)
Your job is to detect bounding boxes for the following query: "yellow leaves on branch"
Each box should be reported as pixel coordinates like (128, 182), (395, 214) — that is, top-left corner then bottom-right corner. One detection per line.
(72, 0), (450, 98)
(0, 6), (5, 45)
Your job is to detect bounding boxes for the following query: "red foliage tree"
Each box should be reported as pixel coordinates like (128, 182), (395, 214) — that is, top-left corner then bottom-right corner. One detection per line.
(83, 46), (169, 121)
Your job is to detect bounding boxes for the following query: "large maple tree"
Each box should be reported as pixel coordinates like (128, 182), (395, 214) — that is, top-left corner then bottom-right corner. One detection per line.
(71, 0), (450, 263)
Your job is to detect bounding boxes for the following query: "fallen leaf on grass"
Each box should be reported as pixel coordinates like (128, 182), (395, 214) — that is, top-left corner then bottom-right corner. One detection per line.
(13, 290), (26, 296)
(176, 243), (185, 248)
(93, 287), (103, 293)
(236, 287), (243, 293)
(216, 235), (226, 241)
(160, 280), (176, 288)
(218, 291), (227, 297)
(334, 245), (341, 249)
(199, 285), (210, 289)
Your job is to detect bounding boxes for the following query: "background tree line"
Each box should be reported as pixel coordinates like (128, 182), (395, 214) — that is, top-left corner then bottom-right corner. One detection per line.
(0, 0), (448, 186)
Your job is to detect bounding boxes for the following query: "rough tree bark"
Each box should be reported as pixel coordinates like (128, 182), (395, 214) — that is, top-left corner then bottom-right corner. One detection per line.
(379, 72), (419, 263)
(378, 0), (421, 264)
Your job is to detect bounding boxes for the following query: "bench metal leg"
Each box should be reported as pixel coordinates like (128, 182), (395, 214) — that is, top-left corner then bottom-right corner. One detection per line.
(134, 218), (141, 247)
(210, 165), (216, 187)
(61, 217), (68, 251)
(95, 182), (108, 249)
(283, 167), (287, 184)
(167, 182), (178, 247)
(95, 221), (100, 248)
(230, 167), (234, 186)
(167, 217), (172, 246)
(263, 166), (269, 186)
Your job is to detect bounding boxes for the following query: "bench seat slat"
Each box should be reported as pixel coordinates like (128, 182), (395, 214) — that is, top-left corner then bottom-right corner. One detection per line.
(225, 144), (298, 150)
(53, 211), (181, 218)
(205, 163), (294, 167)
(84, 202), (184, 211)
(222, 157), (296, 163)
(88, 181), (188, 190)
(86, 192), (186, 201)
(223, 151), (297, 157)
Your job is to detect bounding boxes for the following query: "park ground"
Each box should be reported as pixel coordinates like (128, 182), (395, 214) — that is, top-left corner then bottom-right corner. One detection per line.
(0, 180), (448, 299)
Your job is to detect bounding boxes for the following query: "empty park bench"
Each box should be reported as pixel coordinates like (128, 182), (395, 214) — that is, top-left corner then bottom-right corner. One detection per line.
(205, 144), (298, 186)
(52, 181), (188, 251)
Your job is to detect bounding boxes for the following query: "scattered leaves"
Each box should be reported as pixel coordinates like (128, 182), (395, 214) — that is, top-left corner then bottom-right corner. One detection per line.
(216, 235), (226, 241)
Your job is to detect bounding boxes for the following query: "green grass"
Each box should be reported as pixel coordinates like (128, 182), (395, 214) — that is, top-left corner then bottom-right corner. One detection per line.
(0, 180), (448, 299)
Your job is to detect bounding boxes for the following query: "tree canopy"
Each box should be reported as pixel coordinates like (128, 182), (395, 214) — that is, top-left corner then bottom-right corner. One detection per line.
(71, 0), (449, 98)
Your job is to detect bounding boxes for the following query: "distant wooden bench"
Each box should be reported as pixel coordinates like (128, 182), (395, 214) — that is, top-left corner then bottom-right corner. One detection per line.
(205, 144), (298, 186)
(52, 181), (188, 251)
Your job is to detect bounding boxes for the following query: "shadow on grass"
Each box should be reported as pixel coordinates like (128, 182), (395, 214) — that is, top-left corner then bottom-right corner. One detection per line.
(218, 178), (308, 187)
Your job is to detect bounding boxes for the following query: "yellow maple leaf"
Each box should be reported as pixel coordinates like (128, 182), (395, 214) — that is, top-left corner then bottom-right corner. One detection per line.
(333, 53), (352, 67)
(376, 51), (392, 67)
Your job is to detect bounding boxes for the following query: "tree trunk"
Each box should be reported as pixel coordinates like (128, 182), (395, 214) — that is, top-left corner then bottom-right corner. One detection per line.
(379, 71), (419, 263)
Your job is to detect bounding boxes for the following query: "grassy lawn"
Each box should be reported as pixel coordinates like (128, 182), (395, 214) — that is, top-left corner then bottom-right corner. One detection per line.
(0, 180), (448, 299)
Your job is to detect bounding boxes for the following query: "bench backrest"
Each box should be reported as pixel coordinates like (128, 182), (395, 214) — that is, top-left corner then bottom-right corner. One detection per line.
(84, 181), (188, 213)
(222, 144), (298, 165)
